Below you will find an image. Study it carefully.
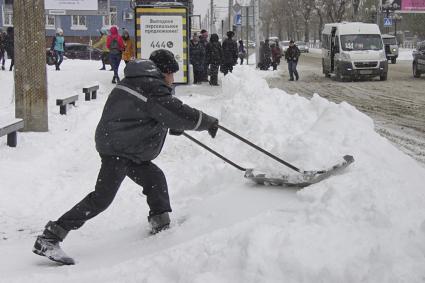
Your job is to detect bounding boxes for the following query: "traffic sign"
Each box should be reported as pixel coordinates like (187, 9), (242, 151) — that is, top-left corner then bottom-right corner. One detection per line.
(235, 13), (242, 25)
(233, 3), (242, 13)
(383, 17), (393, 26)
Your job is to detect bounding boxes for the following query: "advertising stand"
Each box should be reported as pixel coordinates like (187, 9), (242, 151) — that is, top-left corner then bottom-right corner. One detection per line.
(135, 5), (189, 84)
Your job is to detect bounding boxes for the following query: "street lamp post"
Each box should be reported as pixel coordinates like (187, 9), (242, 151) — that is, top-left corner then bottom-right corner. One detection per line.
(393, 13), (402, 43)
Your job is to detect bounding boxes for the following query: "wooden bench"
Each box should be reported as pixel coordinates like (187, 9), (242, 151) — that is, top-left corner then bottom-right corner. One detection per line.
(82, 85), (99, 101)
(0, 118), (24, 147)
(56, 95), (79, 115)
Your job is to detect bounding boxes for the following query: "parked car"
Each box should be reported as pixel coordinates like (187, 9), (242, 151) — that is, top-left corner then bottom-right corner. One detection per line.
(382, 34), (399, 64)
(64, 43), (103, 60)
(247, 40), (256, 48)
(46, 43), (103, 63)
(413, 41), (425, 78)
(280, 40), (290, 54)
(295, 41), (309, 53)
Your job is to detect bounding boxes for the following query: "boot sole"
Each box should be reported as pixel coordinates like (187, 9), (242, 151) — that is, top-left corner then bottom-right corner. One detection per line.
(32, 247), (75, 265)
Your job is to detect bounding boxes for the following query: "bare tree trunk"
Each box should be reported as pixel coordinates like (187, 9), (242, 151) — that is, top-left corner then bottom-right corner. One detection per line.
(14, 0), (48, 131)
(304, 20), (310, 42)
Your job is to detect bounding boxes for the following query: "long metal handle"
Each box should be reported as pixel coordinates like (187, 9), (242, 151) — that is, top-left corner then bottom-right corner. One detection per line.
(182, 133), (247, 172)
(217, 125), (301, 173)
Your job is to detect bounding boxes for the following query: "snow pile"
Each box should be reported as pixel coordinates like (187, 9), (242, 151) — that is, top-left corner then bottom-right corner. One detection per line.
(1, 61), (425, 282)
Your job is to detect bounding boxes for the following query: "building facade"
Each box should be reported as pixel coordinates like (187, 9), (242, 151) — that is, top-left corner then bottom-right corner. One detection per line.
(0, 0), (135, 45)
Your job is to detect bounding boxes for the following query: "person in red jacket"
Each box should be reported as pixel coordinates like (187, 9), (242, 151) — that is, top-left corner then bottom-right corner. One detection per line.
(106, 26), (125, 83)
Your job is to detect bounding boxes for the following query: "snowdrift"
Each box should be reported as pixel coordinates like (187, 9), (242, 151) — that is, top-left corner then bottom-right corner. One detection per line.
(1, 62), (425, 282)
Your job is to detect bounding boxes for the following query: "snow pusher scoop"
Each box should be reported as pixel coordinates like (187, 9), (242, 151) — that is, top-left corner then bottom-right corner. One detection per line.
(183, 125), (354, 187)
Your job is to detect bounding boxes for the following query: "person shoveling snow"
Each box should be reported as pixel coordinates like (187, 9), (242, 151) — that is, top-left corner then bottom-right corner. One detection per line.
(32, 50), (219, 265)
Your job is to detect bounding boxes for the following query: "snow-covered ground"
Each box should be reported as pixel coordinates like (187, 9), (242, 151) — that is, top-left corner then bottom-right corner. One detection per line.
(1, 60), (425, 283)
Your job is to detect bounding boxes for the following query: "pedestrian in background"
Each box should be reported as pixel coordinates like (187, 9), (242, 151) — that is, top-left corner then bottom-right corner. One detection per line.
(199, 29), (209, 82)
(271, 41), (282, 71)
(285, 40), (300, 81)
(0, 30), (6, 70)
(190, 33), (205, 84)
(258, 41), (265, 70)
(205, 33), (222, 86)
(93, 27), (110, 70)
(121, 29), (134, 65)
(221, 31), (238, 76)
(106, 26), (125, 84)
(4, 27), (14, 71)
(51, 28), (65, 71)
(238, 40), (246, 65)
(262, 39), (272, 70)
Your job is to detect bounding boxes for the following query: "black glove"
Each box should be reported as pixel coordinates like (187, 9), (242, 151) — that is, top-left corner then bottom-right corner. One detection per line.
(208, 119), (219, 138)
(169, 129), (184, 136)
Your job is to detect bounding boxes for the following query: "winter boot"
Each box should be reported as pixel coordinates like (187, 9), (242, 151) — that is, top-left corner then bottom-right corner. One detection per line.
(112, 76), (117, 84)
(148, 212), (170, 235)
(32, 221), (75, 265)
(1, 65), (4, 70)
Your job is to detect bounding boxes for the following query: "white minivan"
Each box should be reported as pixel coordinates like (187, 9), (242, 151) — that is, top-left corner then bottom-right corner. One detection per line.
(321, 22), (388, 81)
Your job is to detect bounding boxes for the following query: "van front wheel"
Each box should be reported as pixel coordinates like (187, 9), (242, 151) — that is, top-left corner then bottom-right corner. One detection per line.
(391, 58), (396, 64)
(380, 72), (388, 81)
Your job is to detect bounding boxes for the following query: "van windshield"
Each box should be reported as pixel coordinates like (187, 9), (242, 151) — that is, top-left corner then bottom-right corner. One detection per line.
(340, 34), (383, 51)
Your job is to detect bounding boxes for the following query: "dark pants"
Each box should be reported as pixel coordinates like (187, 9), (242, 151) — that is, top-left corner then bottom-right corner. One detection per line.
(109, 53), (122, 79)
(56, 155), (171, 231)
(288, 60), (299, 80)
(55, 51), (64, 69)
(193, 65), (203, 83)
(101, 51), (109, 69)
(209, 64), (219, 85)
(0, 50), (5, 68)
(202, 63), (209, 81)
(221, 64), (233, 76)
(239, 56), (244, 65)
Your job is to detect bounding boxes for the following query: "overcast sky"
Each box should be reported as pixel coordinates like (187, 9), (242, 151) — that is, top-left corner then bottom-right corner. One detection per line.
(193, 0), (228, 22)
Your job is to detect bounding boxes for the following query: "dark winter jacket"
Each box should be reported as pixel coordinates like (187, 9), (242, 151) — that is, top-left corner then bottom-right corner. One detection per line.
(263, 41), (272, 62)
(222, 37), (238, 65)
(95, 59), (217, 163)
(285, 45), (300, 62)
(4, 27), (14, 58)
(271, 46), (282, 62)
(190, 40), (206, 72)
(238, 42), (246, 58)
(205, 34), (222, 65)
(0, 32), (5, 52)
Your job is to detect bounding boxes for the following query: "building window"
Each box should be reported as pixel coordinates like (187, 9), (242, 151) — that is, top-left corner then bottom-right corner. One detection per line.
(103, 6), (117, 26)
(2, 5), (13, 26)
(71, 15), (87, 30)
(45, 15), (55, 29)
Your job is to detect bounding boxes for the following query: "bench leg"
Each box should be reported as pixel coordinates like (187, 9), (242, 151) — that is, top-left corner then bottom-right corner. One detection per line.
(7, 132), (17, 147)
(60, 105), (67, 115)
(92, 91), (97, 100)
(85, 92), (90, 101)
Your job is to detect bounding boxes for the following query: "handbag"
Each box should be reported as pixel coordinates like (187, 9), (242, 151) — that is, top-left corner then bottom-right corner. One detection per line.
(46, 51), (56, 66)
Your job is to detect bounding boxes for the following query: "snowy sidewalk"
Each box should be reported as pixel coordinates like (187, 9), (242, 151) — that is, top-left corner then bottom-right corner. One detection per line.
(1, 61), (425, 282)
